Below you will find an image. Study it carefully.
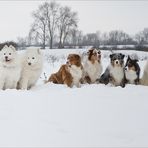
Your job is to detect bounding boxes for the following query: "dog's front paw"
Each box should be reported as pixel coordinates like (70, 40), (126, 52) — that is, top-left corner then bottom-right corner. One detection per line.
(120, 82), (125, 88)
(21, 87), (28, 90)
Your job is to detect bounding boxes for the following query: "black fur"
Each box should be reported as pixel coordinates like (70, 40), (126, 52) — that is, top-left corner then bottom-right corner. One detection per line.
(124, 55), (140, 84)
(99, 53), (125, 88)
(99, 68), (110, 85)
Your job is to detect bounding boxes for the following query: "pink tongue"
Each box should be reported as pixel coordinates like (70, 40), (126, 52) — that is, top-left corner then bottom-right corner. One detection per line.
(6, 59), (10, 62)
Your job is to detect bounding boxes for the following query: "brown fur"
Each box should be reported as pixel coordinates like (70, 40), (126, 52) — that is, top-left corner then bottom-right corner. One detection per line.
(48, 65), (73, 87)
(67, 54), (82, 67)
(128, 66), (136, 71)
(87, 47), (101, 64)
(83, 47), (102, 83)
(84, 75), (91, 84)
(48, 54), (83, 87)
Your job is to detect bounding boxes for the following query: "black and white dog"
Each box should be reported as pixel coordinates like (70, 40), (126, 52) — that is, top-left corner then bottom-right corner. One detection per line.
(124, 55), (140, 85)
(99, 53), (125, 87)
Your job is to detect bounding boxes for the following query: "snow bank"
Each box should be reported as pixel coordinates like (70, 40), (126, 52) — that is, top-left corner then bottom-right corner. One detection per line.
(0, 49), (148, 147)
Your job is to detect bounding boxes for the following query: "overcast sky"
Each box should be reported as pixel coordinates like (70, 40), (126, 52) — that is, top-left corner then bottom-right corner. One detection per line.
(0, 0), (148, 42)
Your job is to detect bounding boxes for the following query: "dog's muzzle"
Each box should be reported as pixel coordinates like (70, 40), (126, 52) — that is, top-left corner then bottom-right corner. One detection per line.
(5, 56), (11, 62)
(98, 54), (101, 59)
(66, 61), (71, 67)
(115, 60), (119, 65)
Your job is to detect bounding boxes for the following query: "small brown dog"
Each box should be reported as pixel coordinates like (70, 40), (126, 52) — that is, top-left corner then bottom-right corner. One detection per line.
(48, 54), (83, 88)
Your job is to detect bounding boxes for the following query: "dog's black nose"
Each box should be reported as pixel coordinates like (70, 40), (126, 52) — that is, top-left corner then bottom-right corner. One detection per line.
(66, 61), (70, 65)
(5, 56), (8, 59)
(28, 62), (31, 65)
(116, 61), (119, 64)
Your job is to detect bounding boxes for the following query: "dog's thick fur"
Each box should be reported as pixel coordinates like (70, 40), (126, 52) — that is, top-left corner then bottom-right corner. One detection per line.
(140, 60), (148, 86)
(0, 45), (21, 90)
(99, 53), (125, 87)
(125, 55), (140, 84)
(83, 47), (103, 83)
(48, 54), (83, 88)
(18, 48), (43, 90)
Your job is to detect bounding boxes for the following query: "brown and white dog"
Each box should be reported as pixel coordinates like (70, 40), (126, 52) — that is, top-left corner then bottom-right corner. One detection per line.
(83, 47), (103, 83)
(47, 54), (83, 88)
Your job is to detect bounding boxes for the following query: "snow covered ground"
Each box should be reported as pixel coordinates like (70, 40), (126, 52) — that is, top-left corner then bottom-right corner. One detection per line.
(0, 48), (148, 147)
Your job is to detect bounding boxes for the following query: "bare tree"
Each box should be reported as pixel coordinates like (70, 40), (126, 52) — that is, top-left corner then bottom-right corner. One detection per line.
(82, 33), (99, 47)
(29, 1), (60, 49)
(45, 1), (60, 49)
(142, 28), (148, 44)
(108, 30), (132, 45)
(29, 3), (49, 48)
(17, 37), (28, 50)
(135, 31), (144, 45)
(58, 6), (78, 48)
(101, 32), (109, 45)
(66, 29), (83, 48)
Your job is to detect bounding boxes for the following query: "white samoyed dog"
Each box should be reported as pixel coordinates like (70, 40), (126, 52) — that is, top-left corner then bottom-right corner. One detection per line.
(140, 60), (148, 86)
(18, 48), (43, 90)
(0, 45), (21, 90)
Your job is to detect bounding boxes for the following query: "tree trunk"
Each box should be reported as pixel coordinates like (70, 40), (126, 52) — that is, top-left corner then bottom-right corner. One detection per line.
(58, 29), (63, 48)
(62, 32), (68, 48)
(58, 36), (62, 48)
(43, 25), (46, 49)
(50, 36), (53, 49)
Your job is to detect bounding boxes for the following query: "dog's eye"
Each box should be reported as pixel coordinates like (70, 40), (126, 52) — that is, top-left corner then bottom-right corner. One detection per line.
(4, 53), (6, 55)
(32, 57), (35, 59)
(9, 53), (11, 55)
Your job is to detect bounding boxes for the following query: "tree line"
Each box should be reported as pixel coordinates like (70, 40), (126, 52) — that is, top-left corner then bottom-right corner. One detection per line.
(16, 1), (148, 50)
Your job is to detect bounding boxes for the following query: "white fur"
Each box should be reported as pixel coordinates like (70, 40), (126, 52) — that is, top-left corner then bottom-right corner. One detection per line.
(68, 65), (83, 87)
(109, 65), (124, 85)
(141, 60), (148, 85)
(84, 60), (103, 83)
(125, 70), (137, 84)
(18, 48), (43, 90)
(0, 45), (21, 90)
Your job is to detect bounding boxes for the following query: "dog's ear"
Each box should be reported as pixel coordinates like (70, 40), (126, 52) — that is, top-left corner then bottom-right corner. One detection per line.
(37, 48), (41, 55)
(127, 55), (131, 60)
(110, 54), (114, 59)
(121, 53), (125, 59)
(2, 45), (9, 49)
(75, 54), (81, 61)
(9, 45), (16, 51)
(134, 59), (139, 62)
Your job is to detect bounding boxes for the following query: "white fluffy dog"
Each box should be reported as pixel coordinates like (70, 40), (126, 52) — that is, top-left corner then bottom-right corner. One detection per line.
(18, 48), (43, 90)
(0, 45), (21, 90)
(141, 60), (148, 86)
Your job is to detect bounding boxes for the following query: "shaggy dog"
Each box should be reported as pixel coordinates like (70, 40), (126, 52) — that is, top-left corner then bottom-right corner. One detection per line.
(0, 45), (21, 90)
(99, 53), (125, 87)
(18, 48), (43, 90)
(48, 54), (83, 88)
(83, 47), (103, 83)
(125, 55), (140, 84)
(140, 60), (148, 86)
